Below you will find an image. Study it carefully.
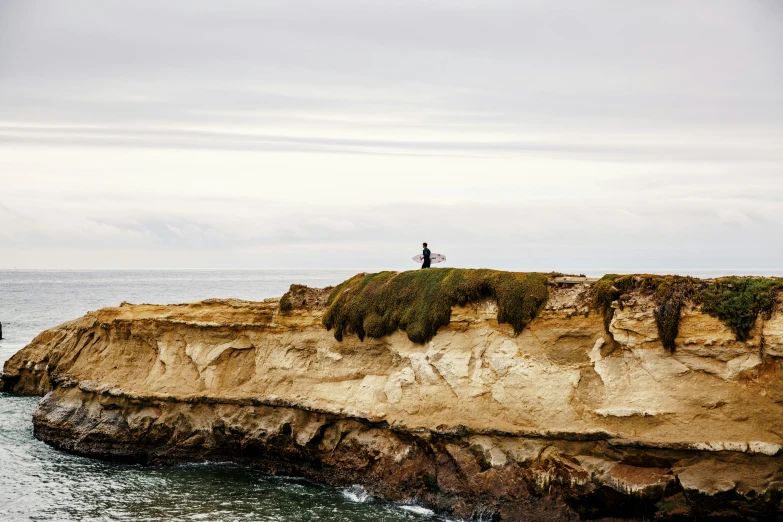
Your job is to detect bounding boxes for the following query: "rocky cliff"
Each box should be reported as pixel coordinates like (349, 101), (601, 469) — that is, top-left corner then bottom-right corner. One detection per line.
(4, 271), (783, 521)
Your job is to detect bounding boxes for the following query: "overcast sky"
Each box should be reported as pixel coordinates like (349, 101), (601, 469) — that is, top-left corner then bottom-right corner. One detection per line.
(0, 1), (781, 271)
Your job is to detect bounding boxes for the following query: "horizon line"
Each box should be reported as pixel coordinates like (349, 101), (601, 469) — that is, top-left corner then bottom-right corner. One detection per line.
(2, 267), (783, 272)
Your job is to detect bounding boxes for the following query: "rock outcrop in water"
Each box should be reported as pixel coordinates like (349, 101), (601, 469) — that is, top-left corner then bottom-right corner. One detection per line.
(4, 270), (783, 521)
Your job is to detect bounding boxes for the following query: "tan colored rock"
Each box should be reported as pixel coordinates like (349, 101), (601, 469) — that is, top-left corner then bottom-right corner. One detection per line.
(677, 305), (750, 356)
(6, 281), (783, 521)
(6, 291), (783, 448)
(762, 308), (783, 357)
(609, 304), (659, 348)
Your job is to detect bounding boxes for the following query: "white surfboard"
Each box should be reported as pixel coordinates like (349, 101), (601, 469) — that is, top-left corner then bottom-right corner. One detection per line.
(412, 253), (446, 264)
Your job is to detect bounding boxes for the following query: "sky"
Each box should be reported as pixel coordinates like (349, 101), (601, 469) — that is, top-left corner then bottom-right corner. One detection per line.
(0, 0), (782, 271)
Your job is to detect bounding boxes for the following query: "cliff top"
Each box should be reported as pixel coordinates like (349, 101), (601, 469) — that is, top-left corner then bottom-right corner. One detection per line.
(322, 269), (550, 343)
(307, 269), (783, 346)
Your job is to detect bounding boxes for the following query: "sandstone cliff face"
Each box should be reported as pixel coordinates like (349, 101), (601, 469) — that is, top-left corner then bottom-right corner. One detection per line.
(4, 280), (783, 521)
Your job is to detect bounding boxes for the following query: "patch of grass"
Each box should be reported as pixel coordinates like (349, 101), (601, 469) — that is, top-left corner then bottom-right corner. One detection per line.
(278, 294), (293, 313)
(646, 275), (703, 352)
(653, 292), (681, 352)
(323, 268), (549, 343)
(699, 277), (782, 341)
(592, 274), (703, 351)
(593, 274), (783, 347)
(592, 274), (621, 333)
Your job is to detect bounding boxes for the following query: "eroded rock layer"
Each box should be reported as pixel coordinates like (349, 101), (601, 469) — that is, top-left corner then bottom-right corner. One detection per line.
(4, 277), (783, 520)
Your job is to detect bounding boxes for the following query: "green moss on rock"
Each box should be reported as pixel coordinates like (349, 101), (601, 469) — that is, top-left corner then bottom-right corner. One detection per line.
(592, 274), (621, 333)
(323, 270), (782, 347)
(653, 292), (682, 352)
(592, 274), (703, 352)
(699, 277), (782, 341)
(278, 294), (293, 313)
(323, 268), (549, 343)
(644, 275), (702, 352)
(593, 274), (783, 348)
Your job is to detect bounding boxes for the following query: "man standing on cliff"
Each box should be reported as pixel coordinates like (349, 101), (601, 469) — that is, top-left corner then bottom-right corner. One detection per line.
(421, 243), (431, 269)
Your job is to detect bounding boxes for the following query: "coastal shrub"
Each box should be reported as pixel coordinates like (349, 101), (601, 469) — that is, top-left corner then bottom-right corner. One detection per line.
(323, 268), (549, 344)
(647, 275), (702, 352)
(592, 274), (621, 333)
(699, 277), (782, 341)
(653, 292), (681, 352)
(592, 274), (702, 351)
(279, 294), (293, 313)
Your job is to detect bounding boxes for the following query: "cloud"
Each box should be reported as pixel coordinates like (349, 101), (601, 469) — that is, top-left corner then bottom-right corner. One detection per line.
(0, 124), (780, 163)
(166, 224), (183, 236)
(1, 185), (782, 270)
(719, 209), (753, 225)
(0, 1), (781, 269)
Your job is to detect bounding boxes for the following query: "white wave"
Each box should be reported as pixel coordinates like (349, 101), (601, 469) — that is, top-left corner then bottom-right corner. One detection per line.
(342, 485), (372, 503)
(173, 460), (236, 468)
(400, 504), (435, 516)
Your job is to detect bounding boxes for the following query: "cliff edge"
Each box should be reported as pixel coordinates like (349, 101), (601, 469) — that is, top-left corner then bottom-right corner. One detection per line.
(4, 270), (783, 521)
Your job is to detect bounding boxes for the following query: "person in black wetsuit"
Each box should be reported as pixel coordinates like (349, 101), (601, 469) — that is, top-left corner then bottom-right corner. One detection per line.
(421, 243), (431, 269)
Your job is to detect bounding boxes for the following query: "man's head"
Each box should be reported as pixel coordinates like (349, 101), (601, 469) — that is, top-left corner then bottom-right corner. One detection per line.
(423, 242), (428, 248)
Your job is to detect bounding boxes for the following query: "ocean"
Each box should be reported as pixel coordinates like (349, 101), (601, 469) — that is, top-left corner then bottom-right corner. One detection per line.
(0, 269), (450, 522)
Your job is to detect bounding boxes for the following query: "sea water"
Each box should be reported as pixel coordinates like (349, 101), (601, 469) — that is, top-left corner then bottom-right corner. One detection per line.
(0, 270), (448, 522)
